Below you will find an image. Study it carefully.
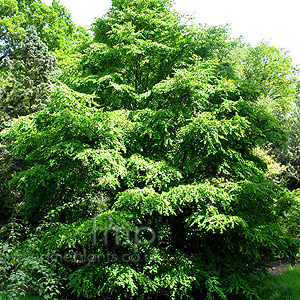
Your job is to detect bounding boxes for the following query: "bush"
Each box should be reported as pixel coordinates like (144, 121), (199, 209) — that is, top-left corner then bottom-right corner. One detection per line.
(0, 220), (61, 300)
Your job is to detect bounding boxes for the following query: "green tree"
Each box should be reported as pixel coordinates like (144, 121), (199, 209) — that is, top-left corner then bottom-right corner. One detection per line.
(2, 0), (299, 299)
(233, 43), (300, 192)
(1, 27), (57, 119)
(274, 111), (300, 190)
(0, 0), (75, 63)
(233, 42), (300, 117)
(0, 0), (26, 61)
(0, 27), (56, 222)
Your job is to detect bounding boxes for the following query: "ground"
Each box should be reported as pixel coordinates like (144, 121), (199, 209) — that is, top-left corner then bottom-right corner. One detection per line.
(267, 259), (300, 274)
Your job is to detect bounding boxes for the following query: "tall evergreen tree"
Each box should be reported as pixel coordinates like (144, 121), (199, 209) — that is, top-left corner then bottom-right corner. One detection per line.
(0, 27), (56, 222)
(1, 27), (57, 119)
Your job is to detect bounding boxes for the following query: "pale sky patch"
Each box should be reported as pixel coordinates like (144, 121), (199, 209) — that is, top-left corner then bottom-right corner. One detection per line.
(43, 0), (300, 65)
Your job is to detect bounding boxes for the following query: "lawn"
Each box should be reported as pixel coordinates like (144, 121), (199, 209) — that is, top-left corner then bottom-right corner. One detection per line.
(259, 266), (300, 300)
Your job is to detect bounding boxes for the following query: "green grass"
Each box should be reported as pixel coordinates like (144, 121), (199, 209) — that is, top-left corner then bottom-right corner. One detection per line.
(259, 266), (300, 300)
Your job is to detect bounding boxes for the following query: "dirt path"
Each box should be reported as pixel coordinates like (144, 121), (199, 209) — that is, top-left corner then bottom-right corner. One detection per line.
(267, 260), (300, 274)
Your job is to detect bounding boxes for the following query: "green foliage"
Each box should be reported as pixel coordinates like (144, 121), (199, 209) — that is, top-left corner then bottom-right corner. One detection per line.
(274, 112), (300, 190)
(191, 23), (240, 60)
(0, 221), (61, 300)
(1, 27), (57, 119)
(4, 84), (131, 221)
(1, 0), (300, 299)
(0, 27), (57, 220)
(0, 138), (15, 220)
(0, 0), (26, 61)
(0, 0), (75, 62)
(177, 111), (255, 179)
(71, 1), (238, 111)
(124, 154), (182, 191)
(24, 0), (75, 51)
(278, 189), (300, 238)
(252, 146), (287, 181)
(232, 42), (300, 118)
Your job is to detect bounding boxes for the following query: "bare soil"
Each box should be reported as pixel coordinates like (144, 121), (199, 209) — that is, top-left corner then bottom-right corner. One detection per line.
(267, 260), (300, 274)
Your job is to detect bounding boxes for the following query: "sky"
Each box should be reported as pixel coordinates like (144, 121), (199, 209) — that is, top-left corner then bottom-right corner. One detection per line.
(43, 0), (300, 65)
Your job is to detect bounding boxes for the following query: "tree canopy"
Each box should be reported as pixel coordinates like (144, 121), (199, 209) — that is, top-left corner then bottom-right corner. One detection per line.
(1, 0), (300, 299)
(0, 0), (75, 63)
(234, 42), (300, 117)
(1, 27), (57, 120)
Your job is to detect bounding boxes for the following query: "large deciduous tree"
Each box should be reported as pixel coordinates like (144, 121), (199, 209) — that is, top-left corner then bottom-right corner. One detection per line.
(0, 0), (75, 63)
(232, 42), (300, 118)
(2, 0), (300, 299)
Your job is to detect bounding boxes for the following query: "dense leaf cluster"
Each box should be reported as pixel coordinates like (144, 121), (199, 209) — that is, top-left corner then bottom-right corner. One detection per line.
(0, 0), (75, 62)
(1, 27), (57, 119)
(1, 0), (300, 299)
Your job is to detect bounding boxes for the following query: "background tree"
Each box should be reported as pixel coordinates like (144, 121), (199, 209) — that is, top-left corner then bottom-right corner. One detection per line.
(274, 111), (300, 190)
(231, 42), (300, 118)
(227, 41), (300, 192)
(0, 27), (56, 223)
(0, 0), (89, 223)
(1, 27), (57, 119)
(0, 0), (75, 64)
(0, 0), (25, 61)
